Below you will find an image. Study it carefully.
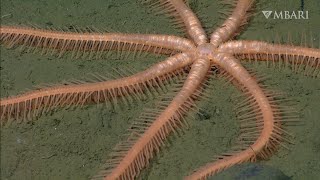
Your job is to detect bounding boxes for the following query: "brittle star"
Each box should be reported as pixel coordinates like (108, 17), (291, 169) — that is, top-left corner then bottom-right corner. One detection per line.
(0, 0), (319, 179)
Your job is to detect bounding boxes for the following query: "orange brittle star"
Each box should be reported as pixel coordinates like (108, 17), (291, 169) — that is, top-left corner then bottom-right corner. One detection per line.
(0, 0), (319, 179)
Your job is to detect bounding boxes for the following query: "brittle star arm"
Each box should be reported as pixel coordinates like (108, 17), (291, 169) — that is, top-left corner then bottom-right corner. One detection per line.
(0, 26), (195, 58)
(92, 58), (211, 180)
(185, 53), (281, 180)
(210, 0), (254, 47)
(169, 0), (207, 45)
(148, 0), (207, 45)
(218, 40), (320, 76)
(0, 52), (194, 124)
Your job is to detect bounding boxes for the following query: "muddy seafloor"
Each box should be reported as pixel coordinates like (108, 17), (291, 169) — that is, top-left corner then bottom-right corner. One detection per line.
(0, 0), (319, 179)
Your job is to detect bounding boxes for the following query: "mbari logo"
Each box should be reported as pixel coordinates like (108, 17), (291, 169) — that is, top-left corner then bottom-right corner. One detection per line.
(262, 11), (309, 19)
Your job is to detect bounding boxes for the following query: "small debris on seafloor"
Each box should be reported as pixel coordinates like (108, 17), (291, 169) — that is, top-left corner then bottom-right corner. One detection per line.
(1, 14), (12, 19)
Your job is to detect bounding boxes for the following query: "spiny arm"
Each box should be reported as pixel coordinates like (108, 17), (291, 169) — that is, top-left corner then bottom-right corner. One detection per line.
(93, 58), (211, 180)
(143, 0), (207, 45)
(0, 53), (194, 124)
(210, 0), (254, 47)
(218, 40), (320, 77)
(185, 53), (282, 180)
(0, 26), (195, 58)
